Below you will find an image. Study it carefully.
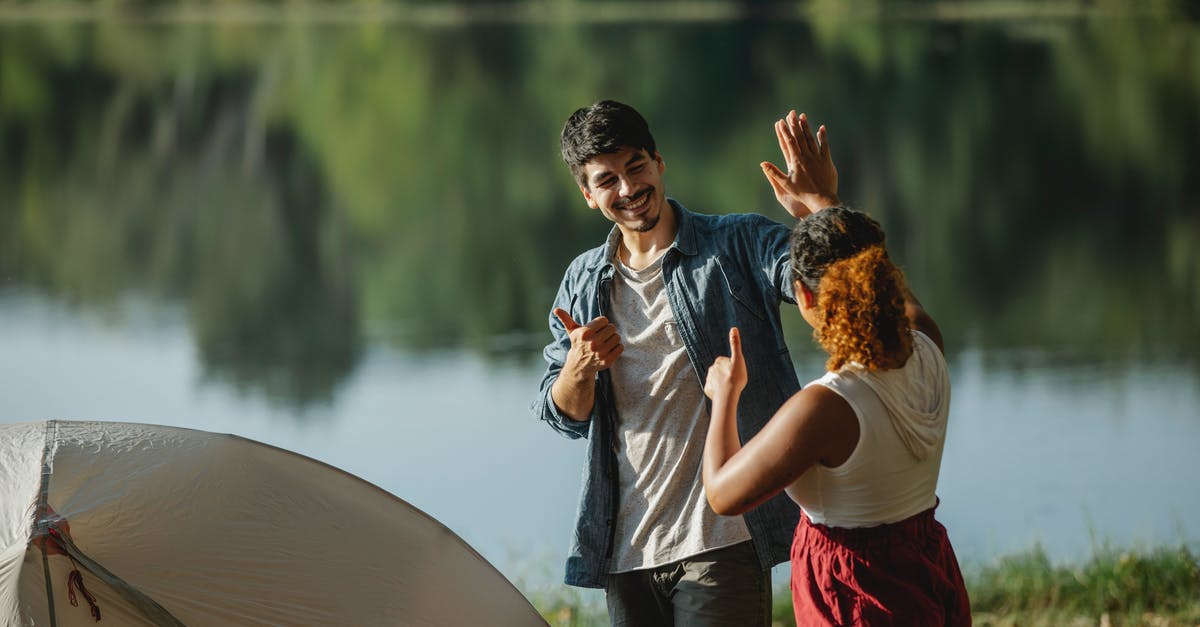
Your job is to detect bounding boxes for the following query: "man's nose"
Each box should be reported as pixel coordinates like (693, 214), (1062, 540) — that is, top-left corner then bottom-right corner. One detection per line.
(618, 175), (636, 197)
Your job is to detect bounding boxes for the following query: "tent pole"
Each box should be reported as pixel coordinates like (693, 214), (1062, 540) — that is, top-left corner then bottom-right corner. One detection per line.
(38, 420), (58, 627)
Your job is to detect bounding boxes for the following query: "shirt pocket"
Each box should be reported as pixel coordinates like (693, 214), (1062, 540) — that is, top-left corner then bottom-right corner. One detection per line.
(714, 255), (765, 323)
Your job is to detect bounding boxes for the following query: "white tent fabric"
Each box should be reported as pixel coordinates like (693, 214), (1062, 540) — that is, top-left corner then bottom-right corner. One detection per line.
(0, 420), (547, 626)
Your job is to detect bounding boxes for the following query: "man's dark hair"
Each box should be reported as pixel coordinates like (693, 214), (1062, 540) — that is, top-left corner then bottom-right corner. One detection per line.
(560, 100), (658, 187)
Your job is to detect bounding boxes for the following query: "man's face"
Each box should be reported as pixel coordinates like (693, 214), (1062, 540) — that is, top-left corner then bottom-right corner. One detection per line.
(578, 147), (667, 234)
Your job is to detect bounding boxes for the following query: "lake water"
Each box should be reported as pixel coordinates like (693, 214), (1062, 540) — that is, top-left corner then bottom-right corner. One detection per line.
(3, 290), (1197, 589)
(2, 4), (1198, 603)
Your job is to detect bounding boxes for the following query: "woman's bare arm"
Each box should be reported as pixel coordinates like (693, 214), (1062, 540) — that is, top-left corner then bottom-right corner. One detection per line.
(702, 329), (859, 516)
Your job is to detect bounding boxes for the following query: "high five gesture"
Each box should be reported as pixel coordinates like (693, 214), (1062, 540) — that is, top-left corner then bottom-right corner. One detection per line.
(761, 110), (840, 219)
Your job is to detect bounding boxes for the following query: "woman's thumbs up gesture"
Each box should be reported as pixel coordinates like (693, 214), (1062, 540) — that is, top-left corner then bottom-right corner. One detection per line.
(704, 327), (747, 401)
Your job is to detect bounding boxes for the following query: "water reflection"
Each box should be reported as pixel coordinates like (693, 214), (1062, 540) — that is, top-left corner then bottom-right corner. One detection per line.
(2, 14), (1197, 406)
(1, 293), (1197, 589)
(2, 10), (1199, 595)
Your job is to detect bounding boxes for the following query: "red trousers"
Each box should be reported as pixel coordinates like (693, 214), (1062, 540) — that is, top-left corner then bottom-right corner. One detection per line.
(790, 507), (972, 626)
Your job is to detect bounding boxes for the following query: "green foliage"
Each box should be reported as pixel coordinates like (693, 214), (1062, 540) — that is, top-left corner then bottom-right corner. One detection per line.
(523, 544), (1200, 626)
(2, 5), (1198, 405)
(966, 543), (1200, 624)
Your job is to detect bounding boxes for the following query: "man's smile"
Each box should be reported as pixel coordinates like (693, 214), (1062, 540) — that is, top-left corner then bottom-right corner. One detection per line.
(617, 188), (653, 215)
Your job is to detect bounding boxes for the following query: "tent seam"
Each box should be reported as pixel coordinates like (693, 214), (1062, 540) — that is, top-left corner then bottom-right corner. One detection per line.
(37, 419), (58, 627)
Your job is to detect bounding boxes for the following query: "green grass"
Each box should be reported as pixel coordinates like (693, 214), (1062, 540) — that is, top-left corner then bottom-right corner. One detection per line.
(964, 543), (1200, 627)
(528, 543), (1200, 627)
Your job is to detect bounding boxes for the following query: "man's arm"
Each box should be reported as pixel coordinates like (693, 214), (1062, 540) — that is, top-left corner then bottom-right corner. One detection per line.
(761, 110), (840, 219)
(750, 110), (842, 303)
(903, 289), (945, 354)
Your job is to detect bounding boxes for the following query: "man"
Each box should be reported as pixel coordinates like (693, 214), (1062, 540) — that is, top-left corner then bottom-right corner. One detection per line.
(532, 100), (839, 625)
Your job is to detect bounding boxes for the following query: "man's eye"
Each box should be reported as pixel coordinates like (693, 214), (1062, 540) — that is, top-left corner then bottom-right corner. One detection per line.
(630, 165), (644, 174)
(599, 178), (616, 187)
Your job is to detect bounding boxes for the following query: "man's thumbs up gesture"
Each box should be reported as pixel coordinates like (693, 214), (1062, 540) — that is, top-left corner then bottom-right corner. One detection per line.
(554, 308), (624, 375)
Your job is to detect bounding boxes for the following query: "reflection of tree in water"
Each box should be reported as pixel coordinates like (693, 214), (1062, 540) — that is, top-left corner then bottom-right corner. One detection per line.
(2, 11), (1198, 408)
(783, 14), (1200, 363)
(0, 48), (361, 409)
(694, 16), (1198, 370)
(187, 128), (361, 410)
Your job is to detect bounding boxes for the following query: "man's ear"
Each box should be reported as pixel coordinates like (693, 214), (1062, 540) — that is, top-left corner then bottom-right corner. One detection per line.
(579, 184), (598, 209)
(654, 151), (665, 174)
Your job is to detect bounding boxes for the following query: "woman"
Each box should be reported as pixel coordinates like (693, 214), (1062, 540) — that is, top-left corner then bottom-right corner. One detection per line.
(701, 205), (971, 625)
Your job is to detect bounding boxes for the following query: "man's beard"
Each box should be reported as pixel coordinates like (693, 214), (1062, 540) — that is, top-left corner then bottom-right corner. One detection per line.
(632, 212), (660, 233)
(622, 188), (660, 233)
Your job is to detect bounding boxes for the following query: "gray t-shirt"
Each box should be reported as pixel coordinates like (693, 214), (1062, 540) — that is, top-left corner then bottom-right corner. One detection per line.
(607, 251), (751, 573)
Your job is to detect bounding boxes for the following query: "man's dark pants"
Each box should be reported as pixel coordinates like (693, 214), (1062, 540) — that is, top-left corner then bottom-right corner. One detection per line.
(605, 541), (771, 627)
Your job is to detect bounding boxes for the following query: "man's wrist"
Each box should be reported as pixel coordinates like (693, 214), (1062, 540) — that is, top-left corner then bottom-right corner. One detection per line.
(807, 193), (841, 212)
(562, 356), (597, 384)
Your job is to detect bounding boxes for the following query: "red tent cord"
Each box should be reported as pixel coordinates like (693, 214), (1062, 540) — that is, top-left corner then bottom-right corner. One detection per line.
(48, 527), (102, 622)
(67, 567), (102, 621)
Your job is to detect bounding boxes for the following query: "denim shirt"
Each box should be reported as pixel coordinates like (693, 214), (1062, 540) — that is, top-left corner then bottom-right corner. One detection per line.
(531, 199), (803, 589)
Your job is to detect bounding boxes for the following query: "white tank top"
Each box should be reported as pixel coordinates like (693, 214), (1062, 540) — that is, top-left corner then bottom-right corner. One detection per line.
(785, 330), (951, 528)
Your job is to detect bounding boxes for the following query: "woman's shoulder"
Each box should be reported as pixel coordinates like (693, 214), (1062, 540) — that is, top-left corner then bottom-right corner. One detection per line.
(802, 370), (864, 415)
(790, 376), (862, 468)
(907, 329), (949, 377)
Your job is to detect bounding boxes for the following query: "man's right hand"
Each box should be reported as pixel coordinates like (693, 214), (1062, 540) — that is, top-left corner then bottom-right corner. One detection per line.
(554, 308), (624, 375)
(761, 110), (840, 220)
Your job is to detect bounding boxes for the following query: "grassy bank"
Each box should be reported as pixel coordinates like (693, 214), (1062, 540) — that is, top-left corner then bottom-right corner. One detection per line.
(528, 543), (1200, 626)
(964, 543), (1200, 627)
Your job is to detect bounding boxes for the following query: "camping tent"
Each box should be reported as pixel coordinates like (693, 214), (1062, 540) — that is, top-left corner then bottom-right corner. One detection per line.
(0, 420), (547, 626)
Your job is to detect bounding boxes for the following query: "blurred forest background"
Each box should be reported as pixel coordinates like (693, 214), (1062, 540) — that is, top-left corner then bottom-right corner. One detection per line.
(2, 0), (1196, 407)
(2, 3), (1198, 622)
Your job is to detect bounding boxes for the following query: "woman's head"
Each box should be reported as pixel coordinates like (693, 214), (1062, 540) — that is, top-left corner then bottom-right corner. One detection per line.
(789, 207), (912, 371)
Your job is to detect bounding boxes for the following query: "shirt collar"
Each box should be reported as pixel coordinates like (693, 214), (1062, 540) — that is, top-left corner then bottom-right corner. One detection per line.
(596, 198), (698, 270)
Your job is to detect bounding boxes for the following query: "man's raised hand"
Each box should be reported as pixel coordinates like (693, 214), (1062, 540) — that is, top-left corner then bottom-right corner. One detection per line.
(761, 110), (840, 220)
(554, 308), (624, 374)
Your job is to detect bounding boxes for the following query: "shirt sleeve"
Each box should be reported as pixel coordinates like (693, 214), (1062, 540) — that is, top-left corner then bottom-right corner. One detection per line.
(750, 214), (797, 305)
(530, 265), (595, 440)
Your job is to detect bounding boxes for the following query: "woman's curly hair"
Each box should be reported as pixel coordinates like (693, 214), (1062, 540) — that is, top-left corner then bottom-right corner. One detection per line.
(790, 207), (912, 371)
